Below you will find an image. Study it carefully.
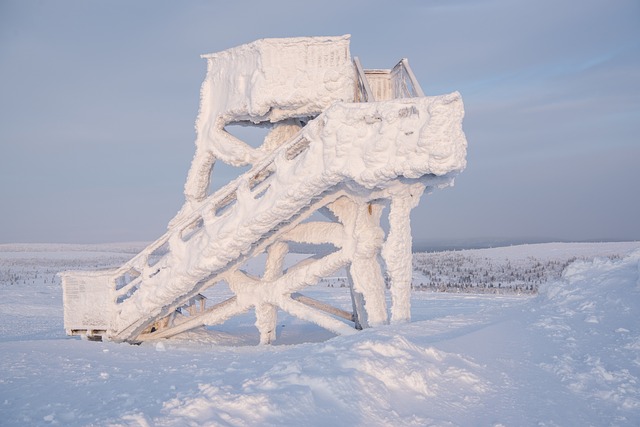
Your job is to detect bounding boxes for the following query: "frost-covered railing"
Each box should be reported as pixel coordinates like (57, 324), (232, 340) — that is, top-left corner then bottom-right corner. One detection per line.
(391, 58), (425, 98)
(359, 58), (424, 102)
(111, 129), (311, 308)
(354, 57), (374, 102)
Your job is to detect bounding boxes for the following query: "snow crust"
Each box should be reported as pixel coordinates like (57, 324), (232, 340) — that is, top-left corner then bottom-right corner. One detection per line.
(2, 242), (640, 425)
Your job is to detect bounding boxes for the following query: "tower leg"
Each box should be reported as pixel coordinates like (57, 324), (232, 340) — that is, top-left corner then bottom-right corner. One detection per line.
(382, 185), (425, 324)
(347, 269), (366, 329)
(255, 303), (277, 345)
(348, 202), (387, 327)
(255, 241), (288, 344)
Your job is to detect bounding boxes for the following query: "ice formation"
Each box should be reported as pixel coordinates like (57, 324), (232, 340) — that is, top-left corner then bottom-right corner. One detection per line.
(61, 35), (467, 344)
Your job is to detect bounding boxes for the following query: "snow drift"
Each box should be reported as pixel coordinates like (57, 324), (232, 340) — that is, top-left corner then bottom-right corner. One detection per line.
(3, 242), (639, 425)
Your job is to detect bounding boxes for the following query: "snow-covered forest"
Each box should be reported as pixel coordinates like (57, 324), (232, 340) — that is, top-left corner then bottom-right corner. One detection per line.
(1, 241), (639, 426)
(412, 243), (628, 295)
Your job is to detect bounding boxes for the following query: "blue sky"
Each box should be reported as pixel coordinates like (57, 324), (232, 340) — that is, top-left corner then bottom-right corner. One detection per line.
(1, 0), (639, 244)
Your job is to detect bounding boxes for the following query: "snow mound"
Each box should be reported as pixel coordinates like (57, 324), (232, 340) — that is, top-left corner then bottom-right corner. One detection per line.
(154, 332), (487, 427)
(538, 249), (640, 413)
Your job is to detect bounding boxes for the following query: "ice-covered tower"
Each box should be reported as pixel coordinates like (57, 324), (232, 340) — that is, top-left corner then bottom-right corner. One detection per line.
(61, 35), (467, 344)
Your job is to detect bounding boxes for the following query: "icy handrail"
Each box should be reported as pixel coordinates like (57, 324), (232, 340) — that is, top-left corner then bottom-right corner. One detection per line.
(354, 57), (374, 102)
(391, 58), (425, 98)
(112, 129), (310, 302)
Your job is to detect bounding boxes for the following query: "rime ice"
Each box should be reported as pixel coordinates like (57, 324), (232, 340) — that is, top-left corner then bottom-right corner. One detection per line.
(60, 35), (467, 344)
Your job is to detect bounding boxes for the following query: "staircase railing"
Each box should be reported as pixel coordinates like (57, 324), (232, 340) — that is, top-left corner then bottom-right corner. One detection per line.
(355, 57), (424, 102)
(391, 58), (425, 98)
(111, 130), (311, 308)
(353, 57), (374, 102)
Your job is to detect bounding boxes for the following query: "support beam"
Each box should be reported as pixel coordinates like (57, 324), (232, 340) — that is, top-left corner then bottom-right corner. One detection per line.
(278, 297), (357, 337)
(348, 202), (387, 326)
(141, 296), (244, 340)
(291, 293), (354, 322)
(256, 242), (288, 344)
(381, 185), (425, 324)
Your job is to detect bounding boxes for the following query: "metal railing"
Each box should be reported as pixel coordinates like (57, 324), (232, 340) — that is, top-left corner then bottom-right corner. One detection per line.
(353, 57), (374, 102)
(354, 57), (425, 102)
(391, 58), (425, 98)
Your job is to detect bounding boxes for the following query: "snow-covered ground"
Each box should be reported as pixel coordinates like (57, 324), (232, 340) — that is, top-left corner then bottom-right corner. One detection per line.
(1, 241), (639, 426)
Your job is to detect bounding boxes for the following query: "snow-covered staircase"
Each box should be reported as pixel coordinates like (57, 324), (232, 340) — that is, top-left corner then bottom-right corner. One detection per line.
(61, 36), (467, 344)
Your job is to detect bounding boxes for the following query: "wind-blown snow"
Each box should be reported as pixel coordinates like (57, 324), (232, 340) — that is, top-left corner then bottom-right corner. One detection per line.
(537, 252), (640, 412)
(2, 242), (640, 425)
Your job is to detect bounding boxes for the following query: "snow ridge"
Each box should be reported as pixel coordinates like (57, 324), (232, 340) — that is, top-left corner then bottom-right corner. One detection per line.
(537, 249), (640, 413)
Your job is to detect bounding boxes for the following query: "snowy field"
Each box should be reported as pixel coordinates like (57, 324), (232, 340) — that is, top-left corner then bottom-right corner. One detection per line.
(1, 242), (639, 426)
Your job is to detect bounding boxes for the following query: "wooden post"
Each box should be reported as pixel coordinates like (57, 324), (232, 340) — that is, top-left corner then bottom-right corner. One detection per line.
(255, 241), (288, 344)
